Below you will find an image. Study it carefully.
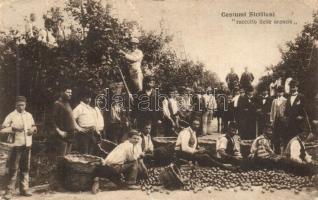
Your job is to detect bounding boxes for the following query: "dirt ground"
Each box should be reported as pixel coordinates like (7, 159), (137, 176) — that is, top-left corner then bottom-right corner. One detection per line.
(11, 187), (318, 200)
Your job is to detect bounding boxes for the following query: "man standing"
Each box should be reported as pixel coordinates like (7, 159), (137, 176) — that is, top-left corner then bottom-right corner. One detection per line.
(240, 67), (254, 91)
(256, 89), (273, 136)
(284, 80), (306, 147)
(119, 38), (144, 93)
(201, 87), (217, 135)
(216, 122), (242, 166)
(49, 85), (76, 157)
(237, 86), (257, 140)
(134, 76), (158, 135)
(73, 90), (101, 155)
(162, 86), (180, 136)
(226, 67), (239, 93)
(1, 96), (37, 200)
(270, 86), (287, 154)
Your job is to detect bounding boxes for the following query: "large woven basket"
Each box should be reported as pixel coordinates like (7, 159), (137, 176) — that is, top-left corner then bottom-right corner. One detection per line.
(63, 154), (102, 174)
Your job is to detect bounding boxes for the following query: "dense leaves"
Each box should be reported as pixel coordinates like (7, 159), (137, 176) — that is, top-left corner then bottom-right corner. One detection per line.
(0, 1), (221, 121)
(256, 11), (318, 117)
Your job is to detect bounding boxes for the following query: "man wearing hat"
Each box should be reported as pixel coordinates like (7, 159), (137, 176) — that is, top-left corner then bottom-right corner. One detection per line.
(119, 37), (144, 93)
(216, 121), (242, 165)
(270, 85), (287, 154)
(1, 96), (37, 199)
(240, 67), (254, 91)
(284, 80), (306, 147)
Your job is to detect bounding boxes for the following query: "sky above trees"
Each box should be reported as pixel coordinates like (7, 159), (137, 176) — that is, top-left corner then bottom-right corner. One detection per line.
(0, 0), (316, 82)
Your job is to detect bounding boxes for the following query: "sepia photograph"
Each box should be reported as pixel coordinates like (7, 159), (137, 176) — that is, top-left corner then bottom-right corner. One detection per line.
(0, 0), (318, 199)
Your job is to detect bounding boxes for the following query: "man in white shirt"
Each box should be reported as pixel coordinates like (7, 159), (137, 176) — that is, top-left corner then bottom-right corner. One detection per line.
(1, 96), (37, 200)
(175, 118), (228, 168)
(270, 86), (287, 154)
(201, 88), (217, 135)
(283, 122), (317, 175)
(73, 90), (103, 155)
(216, 122), (242, 165)
(92, 130), (147, 193)
(119, 37), (144, 93)
(162, 86), (180, 136)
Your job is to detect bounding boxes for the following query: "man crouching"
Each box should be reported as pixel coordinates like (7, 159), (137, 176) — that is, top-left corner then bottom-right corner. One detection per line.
(91, 129), (147, 193)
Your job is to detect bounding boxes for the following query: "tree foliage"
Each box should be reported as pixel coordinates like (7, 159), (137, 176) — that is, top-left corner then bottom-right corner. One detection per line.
(0, 1), (221, 121)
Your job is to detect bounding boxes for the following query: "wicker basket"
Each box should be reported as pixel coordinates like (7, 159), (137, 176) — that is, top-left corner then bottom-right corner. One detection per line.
(63, 154), (102, 174)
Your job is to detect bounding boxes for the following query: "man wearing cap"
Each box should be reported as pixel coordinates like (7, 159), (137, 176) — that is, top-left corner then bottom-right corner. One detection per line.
(91, 129), (147, 193)
(270, 85), (287, 154)
(1, 96), (37, 199)
(119, 37), (144, 93)
(284, 80), (306, 147)
(216, 121), (242, 165)
(73, 89), (103, 155)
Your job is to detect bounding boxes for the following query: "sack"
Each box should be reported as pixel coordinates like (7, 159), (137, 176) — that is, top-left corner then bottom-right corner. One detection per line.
(159, 163), (184, 189)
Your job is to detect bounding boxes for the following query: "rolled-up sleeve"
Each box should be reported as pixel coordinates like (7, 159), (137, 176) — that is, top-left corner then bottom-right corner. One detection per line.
(181, 132), (196, 154)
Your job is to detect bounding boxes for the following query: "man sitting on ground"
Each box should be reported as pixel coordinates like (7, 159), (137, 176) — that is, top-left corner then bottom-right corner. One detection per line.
(283, 121), (318, 175)
(175, 117), (231, 169)
(249, 123), (281, 168)
(91, 130), (147, 193)
(216, 121), (242, 166)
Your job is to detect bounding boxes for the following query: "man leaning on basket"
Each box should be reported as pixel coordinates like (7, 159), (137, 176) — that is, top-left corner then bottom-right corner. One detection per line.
(91, 129), (148, 193)
(1, 96), (37, 200)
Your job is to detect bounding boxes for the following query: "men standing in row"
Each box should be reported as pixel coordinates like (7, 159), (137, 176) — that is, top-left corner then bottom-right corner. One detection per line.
(240, 67), (254, 91)
(226, 68), (239, 93)
(73, 90), (104, 155)
(1, 96), (37, 200)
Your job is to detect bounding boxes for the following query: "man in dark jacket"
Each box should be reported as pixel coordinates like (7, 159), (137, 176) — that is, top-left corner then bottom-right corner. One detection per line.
(284, 80), (306, 147)
(226, 68), (239, 93)
(240, 67), (254, 91)
(256, 89), (273, 136)
(237, 86), (257, 140)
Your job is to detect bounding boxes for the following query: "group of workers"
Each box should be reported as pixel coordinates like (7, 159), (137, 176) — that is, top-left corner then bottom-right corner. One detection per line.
(0, 36), (317, 199)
